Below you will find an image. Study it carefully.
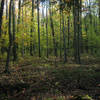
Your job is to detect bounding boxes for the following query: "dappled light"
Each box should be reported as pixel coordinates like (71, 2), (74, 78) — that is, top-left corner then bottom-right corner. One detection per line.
(0, 0), (100, 100)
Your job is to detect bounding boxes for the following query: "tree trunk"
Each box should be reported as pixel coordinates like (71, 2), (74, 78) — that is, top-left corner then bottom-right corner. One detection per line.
(99, 0), (100, 20)
(62, 11), (67, 63)
(18, 0), (21, 25)
(0, 0), (5, 37)
(30, 0), (34, 56)
(67, 15), (70, 54)
(37, 0), (41, 57)
(79, 0), (83, 53)
(6, 0), (8, 19)
(21, 0), (24, 56)
(59, 5), (62, 58)
(73, 0), (81, 64)
(12, 0), (17, 61)
(46, 0), (48, 58)
(49, 3), (57, 57)
(84, 16), (88, 53)
(5, 0), (13, 73)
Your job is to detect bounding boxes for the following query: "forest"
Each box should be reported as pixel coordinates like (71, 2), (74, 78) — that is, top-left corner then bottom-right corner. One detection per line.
(0, 0), (100, 100)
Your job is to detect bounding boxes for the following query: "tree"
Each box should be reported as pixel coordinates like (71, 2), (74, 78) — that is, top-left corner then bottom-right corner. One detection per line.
(6, 0), (8, 19)
(46, 0), (49, 58)
(21, 0), (24, 56)
(0, 0), (5, 37)
(37, 0), (41, 57)
(62, 11), (67, 63)
(49, 2), (57, 57)
(73, 0), (81, 64)
(59, 0), (62, 58)
(67, 15), (70, 54)
(99, 0), (100, 20)
(18, 0), (21, 25)
(79, 0), (83, 53)
(12, 0), (17, 61)
(84, 15), (88, 53)
(5, 0), (13, 73)
(30, 0), (35, 56)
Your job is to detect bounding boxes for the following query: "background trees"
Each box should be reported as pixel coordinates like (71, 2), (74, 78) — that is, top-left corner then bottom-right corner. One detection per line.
(0, 0), (100, 71)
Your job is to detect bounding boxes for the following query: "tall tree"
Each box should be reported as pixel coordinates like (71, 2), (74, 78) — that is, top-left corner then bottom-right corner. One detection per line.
(49, 3), (57, 57)
(89, 0), (93, 54)
(37, 0), (41, 57)
(79, 0), (83, 53)
(21, 0), (24, 56)
(73, 0), (81, 64)
(99, 0), (100, 20)
(12, 0), (17, 61)
(5, 0), (13, 73)
(84, 15), (88, 53)
(0, 0), (5, 37)
(6, 0), (8, 19)
(46, 0), (48, 58)
(62, 11), (67, 63)
(18, 0), (21, 25)
(59, 0), (62, 58)
(67, 15), (70, 54)
(30, 0), (34, 56)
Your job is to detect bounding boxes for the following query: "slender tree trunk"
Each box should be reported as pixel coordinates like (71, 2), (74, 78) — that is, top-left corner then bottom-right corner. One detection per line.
(73, 0), (81, 64)
(62, 11), (67, 63)
(0, 0), (5, 37)
(79, 0), (83, 53)
(17, 0), (21, 50)
(6, 0), (8, 19)
(12, 0), (17, 61)
(24, 4), (27, 55)
(30, 30), (33, 56)
(30, 0), (34, 56)
(84, 17), (88, 53)
(46, 0), (48, 58)
(32, 0), (36, 54)
(49, 3), (57, 57)
(37, 0), (41, 57)
(21, 0), (24, 56)
(5, 0), (13, 73)
(89, 0), (92, 25)
(41, 2), (45, 56)
(18, 0), (21, 25)
(67, 15), (70, 54)
(99, 0), (100, 20)
(59, 7), (62, 58)
(32, 0), (35, 55)
(89, 0), (93, 54)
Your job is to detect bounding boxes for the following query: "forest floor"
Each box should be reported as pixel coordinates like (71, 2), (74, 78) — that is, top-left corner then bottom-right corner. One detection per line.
(0, 55), (100, 100)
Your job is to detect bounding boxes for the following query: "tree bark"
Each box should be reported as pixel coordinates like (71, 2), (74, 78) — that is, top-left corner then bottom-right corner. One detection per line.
(59, 3), (62, 58)
(6, 0), (8, 19)
(18, 0), (21, 25)
(49, 3), (57, 57)
(79, 0), (83, 53)
(73, 0), (81, 64)
(98, 0), (100, 34)
(0, 0), (5, 37)
(5, 0), (13, 73)
(12, 0), (17, 61)
(46, 0), (48, 58)
(37, 0), (41, 57)
(67, 15), (70, 54)
(62, 11), (67, 63)
(30, 0), (34, 56)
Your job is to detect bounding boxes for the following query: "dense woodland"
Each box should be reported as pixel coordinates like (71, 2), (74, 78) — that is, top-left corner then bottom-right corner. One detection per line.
(0, 0), (100, 100)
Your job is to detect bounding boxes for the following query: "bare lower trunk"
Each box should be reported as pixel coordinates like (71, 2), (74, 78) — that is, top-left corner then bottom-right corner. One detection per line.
(5, 0), (13, 73)
(0, 0), (5, 37)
